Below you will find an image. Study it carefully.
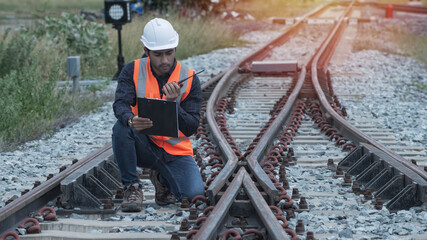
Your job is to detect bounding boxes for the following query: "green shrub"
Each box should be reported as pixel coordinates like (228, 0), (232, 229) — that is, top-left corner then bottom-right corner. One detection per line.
(0, 29), (108, 152)
(0, 32), (61, 146)
(21, 13), (112, 77)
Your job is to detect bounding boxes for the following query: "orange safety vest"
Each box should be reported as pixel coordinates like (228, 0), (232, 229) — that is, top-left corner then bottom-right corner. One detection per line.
(131, 57), (194, 156)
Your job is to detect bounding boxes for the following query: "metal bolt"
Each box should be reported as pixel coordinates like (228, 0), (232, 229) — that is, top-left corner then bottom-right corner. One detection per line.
(282, 179), (290, 190)
(327, 159), (335, 171)
(411, 160), (417, 165)
(103, 197), (113, 209)
(59, 166), (66, 172)
(299, 197), (308, 210)
(342, 107), (347, 117)
(115, 188), (124, 199)
(181, 197), (190, 209)
(364, 189), (373, 200)
(306, 231), (315, 240)
(352, 180), (361, 195)
(179, 219), (190, 231)
(282, 158), (290, 167)
(375, 197), (383, 210)
(46, 174), (54, 180)
(287, 148), (295, 157)
(21, 189), (29, 196)
(189, 208), (198, 220)
(279, 172), (287, 184)
(170, 232), (180, 240)
(291, 188), (300, 200)
(285, 208), (295, 220)
(296, 219), (305, 234)
(33, 181), (41, 189)
(72, 159), (78, 164)
(279, 165), (286, 176)
(343, 173), (352, 186)
(335, 166), (344, 176)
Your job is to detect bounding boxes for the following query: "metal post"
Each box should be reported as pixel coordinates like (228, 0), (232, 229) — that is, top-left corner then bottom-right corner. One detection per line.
(113, 24), (124, 80)
(67, 56), (81, 93)
(72, 76), (80, 93)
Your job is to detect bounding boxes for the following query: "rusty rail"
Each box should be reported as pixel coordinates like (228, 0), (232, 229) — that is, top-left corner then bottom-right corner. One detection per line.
(311, 1), (427, 207)
(205, 2), (332, 203)
(0, 143), (112, 234)
(200, 2), (354, 238)
(4, 0), (425, 238)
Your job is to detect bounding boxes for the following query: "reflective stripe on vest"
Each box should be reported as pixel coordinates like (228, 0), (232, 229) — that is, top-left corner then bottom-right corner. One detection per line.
(131, 57), (194, 156)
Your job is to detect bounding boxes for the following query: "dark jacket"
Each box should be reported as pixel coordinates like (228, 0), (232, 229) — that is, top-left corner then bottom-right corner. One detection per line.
(113, 58), (202, 137)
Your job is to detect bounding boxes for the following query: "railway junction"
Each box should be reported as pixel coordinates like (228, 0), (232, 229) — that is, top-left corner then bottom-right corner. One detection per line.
(0, 1), (426, 239)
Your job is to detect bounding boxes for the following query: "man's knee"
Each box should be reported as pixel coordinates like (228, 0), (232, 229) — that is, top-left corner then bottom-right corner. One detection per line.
(184, 179), (205, 201)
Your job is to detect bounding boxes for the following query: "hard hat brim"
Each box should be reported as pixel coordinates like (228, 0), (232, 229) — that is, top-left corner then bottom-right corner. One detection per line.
(142, 42), (178, 51)
(140, 34), (179, 51)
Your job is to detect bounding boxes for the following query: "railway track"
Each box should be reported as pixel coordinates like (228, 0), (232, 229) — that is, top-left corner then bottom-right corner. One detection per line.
(1, 1), (427, 239)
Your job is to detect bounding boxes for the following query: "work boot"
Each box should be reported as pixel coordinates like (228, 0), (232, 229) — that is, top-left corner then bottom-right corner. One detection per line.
(121, 183), (143, 212)
(150, 170), (177, 206)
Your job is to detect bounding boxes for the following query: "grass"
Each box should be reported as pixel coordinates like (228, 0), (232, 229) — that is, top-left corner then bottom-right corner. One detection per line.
(0, 0), (102, 13)
(354, 23), (427, 66)
(233, 0), (323, 20)
(0, 30), (110, 152)
(394, 33), (427, 66)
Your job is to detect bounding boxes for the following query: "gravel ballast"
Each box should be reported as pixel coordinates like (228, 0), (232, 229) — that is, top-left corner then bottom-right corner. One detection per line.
(0, 25), (284, 208)
(0, 17), (426, 239)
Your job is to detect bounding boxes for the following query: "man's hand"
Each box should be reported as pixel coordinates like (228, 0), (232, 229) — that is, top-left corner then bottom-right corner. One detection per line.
(131, 116), (153, 131)
(162, 81), (181, 101)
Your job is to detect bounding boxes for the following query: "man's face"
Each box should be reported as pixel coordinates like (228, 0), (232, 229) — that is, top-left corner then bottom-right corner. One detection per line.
(145, 48), (176, 76)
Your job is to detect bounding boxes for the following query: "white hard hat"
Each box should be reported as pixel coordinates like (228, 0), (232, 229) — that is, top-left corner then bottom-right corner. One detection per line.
(140, 18), (179, 51)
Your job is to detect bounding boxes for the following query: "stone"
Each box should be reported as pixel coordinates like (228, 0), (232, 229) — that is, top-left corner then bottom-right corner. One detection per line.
(145, 207), (157, 215)
(338, 227), (353, 238)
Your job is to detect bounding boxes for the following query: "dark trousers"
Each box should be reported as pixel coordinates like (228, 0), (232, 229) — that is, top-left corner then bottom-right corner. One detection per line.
(112, 120), (204, 201)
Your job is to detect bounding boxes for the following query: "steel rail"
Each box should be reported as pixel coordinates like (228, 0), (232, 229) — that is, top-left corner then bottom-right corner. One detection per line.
(194, 168), (246, 239)
(200, 3), (353, 239)
(245, 0), (355, 207)
(245, 67), (306, 203)
(310, 0), (427, 207)
(2, 1), (401, 238)
(195, 167), (291, 239)
(0, 67), (237, 236)
(0, 143), (112, 233)
(311, 1), (427, 182)
(201, 71), (225, 99)
(205, 2), (332, 203)
(0, 62), (233, 234)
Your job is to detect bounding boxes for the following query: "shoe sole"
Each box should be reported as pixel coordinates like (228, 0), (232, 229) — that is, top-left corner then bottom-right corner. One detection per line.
(121, 203), (142, 212)
(150, 171), (176, 206)
(155, 199), (175, 206)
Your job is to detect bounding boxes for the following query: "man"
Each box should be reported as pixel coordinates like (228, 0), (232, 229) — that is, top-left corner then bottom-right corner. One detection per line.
(112, 18), (204, 212)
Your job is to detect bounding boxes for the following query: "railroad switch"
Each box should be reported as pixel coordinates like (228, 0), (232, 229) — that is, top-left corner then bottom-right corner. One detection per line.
(251, 61), (298, 74)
